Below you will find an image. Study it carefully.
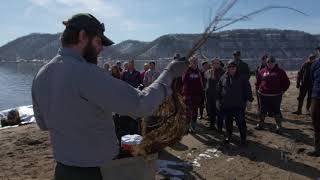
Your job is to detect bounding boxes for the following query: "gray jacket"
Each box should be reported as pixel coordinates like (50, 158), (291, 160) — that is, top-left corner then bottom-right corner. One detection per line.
(32, 48), (170, 167)
(143, 68), (160, 87)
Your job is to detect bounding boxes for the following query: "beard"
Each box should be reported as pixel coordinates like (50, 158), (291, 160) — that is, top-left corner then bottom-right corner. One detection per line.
(83, 39), (98, 65)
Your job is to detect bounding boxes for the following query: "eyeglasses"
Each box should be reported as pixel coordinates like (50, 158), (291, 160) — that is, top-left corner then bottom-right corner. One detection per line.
(266, 61), (274, 64)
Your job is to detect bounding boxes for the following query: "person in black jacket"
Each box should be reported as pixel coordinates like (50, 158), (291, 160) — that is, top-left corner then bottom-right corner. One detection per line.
(292, 54), (317, 115)
(217, 60), (252, 146)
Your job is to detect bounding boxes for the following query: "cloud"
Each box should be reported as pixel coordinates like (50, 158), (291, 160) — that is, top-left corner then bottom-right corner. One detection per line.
(28, 0), (52, 7)
(27, 0), (121, 18)
(55, 0), (121, 18)
(26, 0), (159, 32)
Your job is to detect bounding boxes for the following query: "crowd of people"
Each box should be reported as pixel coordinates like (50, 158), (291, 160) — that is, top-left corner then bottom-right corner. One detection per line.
(103, 60), (160, 90)
(185, 48), (320, 157)
(101, 48), (320, 156)
(177, 49), (319, 156)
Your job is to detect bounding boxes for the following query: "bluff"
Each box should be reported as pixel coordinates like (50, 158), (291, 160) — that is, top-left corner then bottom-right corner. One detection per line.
(0, 29), (318, 61)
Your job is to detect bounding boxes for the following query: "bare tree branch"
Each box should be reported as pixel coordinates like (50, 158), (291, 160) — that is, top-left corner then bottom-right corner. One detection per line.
(215, 6), (308, 31)
(187, 4), (308, 59)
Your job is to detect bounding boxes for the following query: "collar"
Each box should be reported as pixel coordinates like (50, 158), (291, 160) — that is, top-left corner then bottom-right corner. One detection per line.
(58, 47), (86, 63)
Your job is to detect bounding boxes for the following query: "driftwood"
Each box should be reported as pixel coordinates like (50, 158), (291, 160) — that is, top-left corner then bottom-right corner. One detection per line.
(134, 0), (307, 156)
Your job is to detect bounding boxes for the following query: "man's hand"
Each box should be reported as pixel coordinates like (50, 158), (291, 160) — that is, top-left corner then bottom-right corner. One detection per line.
(164, 57), (189, 78)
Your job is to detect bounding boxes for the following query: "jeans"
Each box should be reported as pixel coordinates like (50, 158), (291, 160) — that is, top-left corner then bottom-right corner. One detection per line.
(206, 92), (223, 130)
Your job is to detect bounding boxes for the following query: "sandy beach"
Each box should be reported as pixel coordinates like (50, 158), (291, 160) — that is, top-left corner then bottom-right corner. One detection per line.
(0, 71), (319, 180)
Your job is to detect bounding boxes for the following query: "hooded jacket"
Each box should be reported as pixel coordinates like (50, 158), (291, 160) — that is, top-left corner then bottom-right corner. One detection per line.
(255, 65), (290, 95)
(182, 67), (204, 97)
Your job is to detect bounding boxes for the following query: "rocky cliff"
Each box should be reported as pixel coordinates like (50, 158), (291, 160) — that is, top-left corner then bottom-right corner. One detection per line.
(0, 29), (318, 61)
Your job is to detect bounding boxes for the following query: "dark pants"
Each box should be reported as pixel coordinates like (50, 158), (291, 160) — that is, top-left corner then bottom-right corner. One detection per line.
(206, 92), (223, 130)
(311, 98), (320, 151)
(198, 91), (205, 118)
(297, 86), (312, 111)
(54, 162), (102, 180)
(185, 95), (202, 129)
(258, 93), (283, 118)
(222, 108), (247, 141)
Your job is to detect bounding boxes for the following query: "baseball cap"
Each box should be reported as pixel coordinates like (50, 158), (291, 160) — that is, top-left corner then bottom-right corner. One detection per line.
(62, 13), (114, 46)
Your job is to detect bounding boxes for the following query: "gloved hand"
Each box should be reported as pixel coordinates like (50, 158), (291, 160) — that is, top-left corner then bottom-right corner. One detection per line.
(152, 56), (188, 96)
(163, 57), (189, 78)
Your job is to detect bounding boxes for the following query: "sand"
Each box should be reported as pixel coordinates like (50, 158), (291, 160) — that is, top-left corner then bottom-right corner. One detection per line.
(0, 71), (319, 180)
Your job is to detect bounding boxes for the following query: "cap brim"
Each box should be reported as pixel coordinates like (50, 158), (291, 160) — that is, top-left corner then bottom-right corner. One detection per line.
(101, 35), (114, 46)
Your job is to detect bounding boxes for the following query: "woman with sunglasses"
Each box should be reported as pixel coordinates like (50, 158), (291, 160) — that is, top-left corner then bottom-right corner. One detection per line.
(255, 56), (290, 133)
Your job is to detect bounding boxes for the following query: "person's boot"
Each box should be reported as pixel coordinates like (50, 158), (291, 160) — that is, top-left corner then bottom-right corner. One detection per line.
(308, 133), (320, 156)
(209, 124), (217, 131)
(306, 99), (311, 115)
(255, 115), (265, 130)
(199, 107), (204, 119)
(224, 131), (232, 144)
(189, 119), (197, 133)
(209, 118), (216, 130)
(292, 100), (303, 115)
(240, 131), (247, 147)
(275, 117), (282, 133)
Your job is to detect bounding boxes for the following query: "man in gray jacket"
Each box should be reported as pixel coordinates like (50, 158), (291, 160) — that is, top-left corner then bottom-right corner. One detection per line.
(32, 13), (188, 180)
(143, 61), (160, 87)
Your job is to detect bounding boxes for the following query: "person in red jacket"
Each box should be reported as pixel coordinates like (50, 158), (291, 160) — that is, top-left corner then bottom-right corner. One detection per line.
(182, 56), (204, 132)
(255, 56), (290, 133)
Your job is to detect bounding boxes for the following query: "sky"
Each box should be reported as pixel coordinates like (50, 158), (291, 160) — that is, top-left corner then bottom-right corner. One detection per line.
(0, 0), (320, 46)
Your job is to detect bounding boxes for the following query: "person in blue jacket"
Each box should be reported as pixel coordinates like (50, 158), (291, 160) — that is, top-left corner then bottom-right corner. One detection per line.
(308, 47), (320, 157)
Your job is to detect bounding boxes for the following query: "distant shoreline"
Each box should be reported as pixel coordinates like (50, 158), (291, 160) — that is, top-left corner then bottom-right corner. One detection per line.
(0, 60), (48, 64)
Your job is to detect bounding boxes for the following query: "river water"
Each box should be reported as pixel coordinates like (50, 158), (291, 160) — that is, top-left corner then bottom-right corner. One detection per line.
(0, 62), (43, 111)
